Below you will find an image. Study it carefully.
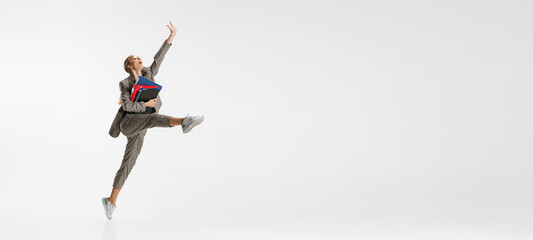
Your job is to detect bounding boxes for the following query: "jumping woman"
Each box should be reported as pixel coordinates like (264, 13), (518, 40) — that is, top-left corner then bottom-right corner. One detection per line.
(101, 21), (204, 219)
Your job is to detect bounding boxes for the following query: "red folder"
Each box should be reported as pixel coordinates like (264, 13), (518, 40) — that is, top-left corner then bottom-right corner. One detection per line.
(131, 85), (159, 101)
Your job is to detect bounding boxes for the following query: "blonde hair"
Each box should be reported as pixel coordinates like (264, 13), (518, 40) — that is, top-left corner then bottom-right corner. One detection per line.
(123, 55), (133, 75)
(118, 55), (134, 105)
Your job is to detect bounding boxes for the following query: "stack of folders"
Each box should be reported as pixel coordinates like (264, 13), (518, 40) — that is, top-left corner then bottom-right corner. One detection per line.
(130, 76), (163, 114)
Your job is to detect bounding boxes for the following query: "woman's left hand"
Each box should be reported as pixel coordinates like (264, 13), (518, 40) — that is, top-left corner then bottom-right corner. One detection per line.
(166, 21), (177, 44)
(167, 21), (177, 36)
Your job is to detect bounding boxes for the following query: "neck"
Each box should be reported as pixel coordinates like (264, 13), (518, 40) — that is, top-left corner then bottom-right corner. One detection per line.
(132, 69), (142, 77)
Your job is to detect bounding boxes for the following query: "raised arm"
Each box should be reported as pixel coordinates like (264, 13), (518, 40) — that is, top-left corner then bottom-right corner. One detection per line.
(149, 21), (177, 77)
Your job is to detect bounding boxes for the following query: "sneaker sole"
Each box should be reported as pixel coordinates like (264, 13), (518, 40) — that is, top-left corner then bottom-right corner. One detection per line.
(183, 115), (204, 133)
(101, 198), (112, 220)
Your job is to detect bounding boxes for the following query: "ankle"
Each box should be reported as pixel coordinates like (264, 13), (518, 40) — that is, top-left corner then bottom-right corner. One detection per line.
(170, 118), (183, 127)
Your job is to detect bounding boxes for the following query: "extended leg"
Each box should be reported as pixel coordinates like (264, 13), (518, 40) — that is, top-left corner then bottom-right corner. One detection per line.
(109, 130), (147, 204)
(120, 113), (201, 135)
(120, 113), (172, 136)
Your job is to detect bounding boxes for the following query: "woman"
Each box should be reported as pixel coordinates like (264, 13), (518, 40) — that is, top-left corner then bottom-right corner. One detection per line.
(102, 21), (204, 220)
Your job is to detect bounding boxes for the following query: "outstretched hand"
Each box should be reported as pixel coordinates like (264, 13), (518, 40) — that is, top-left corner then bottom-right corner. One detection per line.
(166, 21), (177, 44)
(167, 21), (177, 36)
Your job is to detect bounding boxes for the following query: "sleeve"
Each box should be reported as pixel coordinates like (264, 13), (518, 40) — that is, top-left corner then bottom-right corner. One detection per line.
(119, 81), (146, 112)
(148, 41), (172, 77)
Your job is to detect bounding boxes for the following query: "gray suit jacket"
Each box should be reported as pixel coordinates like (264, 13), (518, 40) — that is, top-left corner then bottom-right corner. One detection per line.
(108, 41), (172, 138)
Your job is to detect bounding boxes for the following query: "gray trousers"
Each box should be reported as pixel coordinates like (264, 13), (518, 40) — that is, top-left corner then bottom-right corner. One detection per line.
(112, 113), (172, 189)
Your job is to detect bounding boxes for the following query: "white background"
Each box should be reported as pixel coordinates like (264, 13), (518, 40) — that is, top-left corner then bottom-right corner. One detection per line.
(0, 0), (532, 239)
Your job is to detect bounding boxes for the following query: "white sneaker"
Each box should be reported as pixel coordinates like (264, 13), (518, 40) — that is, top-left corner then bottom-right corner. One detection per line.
(182, 114), (204, 133)
(101, 197), (116, 220)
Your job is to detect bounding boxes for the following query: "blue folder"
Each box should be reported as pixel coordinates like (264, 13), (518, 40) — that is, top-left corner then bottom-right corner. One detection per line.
(137, 76), (162, 90)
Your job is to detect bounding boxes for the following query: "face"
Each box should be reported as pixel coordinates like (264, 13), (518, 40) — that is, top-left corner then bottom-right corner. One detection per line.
(129, 55), (143, 71)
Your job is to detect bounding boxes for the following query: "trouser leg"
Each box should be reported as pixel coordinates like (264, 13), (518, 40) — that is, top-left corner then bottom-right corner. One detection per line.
(112, 130), (147, 189)
(112, 113), (171, 189)
(120, 113), (172, 137)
